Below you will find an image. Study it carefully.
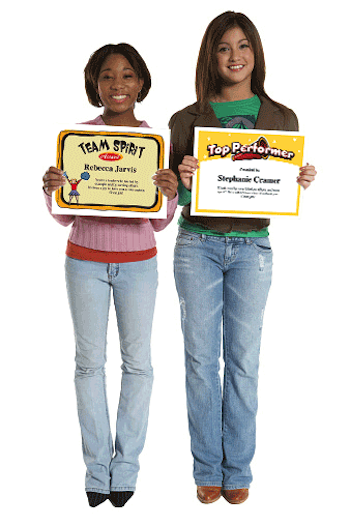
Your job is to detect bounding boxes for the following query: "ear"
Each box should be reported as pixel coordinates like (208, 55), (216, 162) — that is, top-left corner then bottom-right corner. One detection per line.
(96, 87), (103, 107)
(137, 78), (145, 102)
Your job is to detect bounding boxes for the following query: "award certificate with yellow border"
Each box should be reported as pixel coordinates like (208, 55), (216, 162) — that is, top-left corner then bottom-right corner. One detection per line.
(191, 127), (305, 218)
(52, 125), (170, 217)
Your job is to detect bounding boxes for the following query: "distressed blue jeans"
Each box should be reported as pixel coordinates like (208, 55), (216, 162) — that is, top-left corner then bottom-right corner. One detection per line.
(65, 256), (157, 494)
(174, 229), (272, 489)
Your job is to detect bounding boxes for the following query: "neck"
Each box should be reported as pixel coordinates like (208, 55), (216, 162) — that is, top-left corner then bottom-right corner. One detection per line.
(212, 82), (254, 103)
(102, 108), (141, 127)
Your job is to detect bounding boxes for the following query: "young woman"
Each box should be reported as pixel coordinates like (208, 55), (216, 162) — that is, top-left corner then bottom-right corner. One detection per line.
(169, 12), (316, 505)
(43, 44), (178, 508)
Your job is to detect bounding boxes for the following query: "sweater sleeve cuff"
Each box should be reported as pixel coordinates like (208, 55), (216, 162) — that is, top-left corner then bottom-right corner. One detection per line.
(178, 185), (192, 206)
(43, 188), (75, 226)
(166, 192), (179, 214)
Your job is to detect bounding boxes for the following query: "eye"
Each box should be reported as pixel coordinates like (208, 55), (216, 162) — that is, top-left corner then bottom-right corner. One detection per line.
(124, 71), (137, 80)
(218, 46), (230, 53)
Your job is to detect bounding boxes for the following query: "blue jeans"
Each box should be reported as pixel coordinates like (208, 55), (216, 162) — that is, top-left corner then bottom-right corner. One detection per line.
(65, 256), (158, 494)
(173, 229), (272, 489)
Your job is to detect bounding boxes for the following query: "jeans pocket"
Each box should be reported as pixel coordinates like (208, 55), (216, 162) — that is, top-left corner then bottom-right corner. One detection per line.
(175, 231), (201, 247)
(251, 238), (272, 254)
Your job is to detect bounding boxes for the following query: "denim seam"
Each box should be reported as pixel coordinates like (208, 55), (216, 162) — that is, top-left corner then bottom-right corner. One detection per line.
(223, 484), (250, 490)
(86, 488), (110, 494)
(216, 363), (222, 450)
(111, 486), (136, 491)
(195, 481), (223, 487)
(222, 284), (228, 442)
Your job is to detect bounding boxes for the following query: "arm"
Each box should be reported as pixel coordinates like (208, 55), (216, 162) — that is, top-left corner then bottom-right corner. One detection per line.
(43, 167), (75, 227)
(175, 169), (192, 206)
(150, 193), (179, 232)
(283, 108), (317, 190)
(169, 113), (194, 206)
(148, 137), (179, 231)
(285, 108), (299, 133)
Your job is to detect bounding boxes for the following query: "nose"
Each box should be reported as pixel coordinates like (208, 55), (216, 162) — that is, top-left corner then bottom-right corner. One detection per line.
(230, 46), (241, 62)
(111, 75), (125, 90)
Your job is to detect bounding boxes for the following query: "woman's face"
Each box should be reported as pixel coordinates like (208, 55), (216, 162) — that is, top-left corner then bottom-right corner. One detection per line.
(97, 54), (144, 116)
(215, 26), (255, 89)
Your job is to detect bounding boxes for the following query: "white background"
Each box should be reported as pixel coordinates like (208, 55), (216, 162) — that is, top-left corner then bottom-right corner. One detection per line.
(2, 1), (349, 523)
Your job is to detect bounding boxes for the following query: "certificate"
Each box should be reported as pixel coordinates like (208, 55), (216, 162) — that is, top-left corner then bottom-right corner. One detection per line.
(52, 125), (170, 217)
(191, 127), (305, 218)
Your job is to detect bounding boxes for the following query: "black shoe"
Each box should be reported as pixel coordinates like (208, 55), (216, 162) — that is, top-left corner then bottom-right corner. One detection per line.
(109, 491), (134, 507)
(86, 492), (109, 507)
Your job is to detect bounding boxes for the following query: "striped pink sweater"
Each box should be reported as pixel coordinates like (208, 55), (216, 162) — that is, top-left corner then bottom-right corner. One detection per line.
(45, 116), (178, 256)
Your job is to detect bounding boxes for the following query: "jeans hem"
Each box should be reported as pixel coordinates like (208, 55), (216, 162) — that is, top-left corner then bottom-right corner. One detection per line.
(223, 484), (250, 490)
(86, 488), (110, 494)
(111, 486), (136, 492)
(195, 481), (222, 487)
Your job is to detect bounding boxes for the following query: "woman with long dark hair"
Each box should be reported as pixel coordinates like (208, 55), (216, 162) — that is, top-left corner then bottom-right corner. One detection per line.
(170, 12), (316, 504)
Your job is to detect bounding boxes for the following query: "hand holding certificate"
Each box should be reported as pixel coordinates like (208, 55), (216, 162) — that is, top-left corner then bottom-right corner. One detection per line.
(191, 127), (305, 218)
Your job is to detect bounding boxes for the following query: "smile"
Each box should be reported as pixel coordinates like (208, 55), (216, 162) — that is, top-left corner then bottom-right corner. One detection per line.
(111, 94), (129, 102)
(228, 65), (244, 71)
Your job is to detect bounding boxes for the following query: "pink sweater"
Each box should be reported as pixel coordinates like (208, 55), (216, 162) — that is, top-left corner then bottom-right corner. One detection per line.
(45, 116), (178, 260)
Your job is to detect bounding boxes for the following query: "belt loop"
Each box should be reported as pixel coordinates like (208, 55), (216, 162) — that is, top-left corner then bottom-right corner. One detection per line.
(108, 262), (119, 281)
(107, 263), (112, 282)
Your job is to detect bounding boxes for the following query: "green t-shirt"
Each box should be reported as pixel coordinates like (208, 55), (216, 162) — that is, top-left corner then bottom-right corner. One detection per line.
(210, 94), (261, 129)
(178, 95), (269, 237)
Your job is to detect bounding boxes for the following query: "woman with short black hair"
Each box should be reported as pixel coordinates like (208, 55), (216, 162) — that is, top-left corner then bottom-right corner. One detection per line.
(43, 43), (177, 508)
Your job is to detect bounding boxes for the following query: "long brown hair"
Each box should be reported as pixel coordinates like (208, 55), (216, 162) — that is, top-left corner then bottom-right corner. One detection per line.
(196, 11), (271, 111)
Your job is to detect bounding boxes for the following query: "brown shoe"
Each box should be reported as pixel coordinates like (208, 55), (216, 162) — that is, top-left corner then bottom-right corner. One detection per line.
(197, 486), (222, 504)
(222, 488), (249, 504)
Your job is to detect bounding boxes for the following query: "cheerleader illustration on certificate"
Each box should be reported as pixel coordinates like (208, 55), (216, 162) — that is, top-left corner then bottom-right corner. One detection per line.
(63, 171), (90, 204)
